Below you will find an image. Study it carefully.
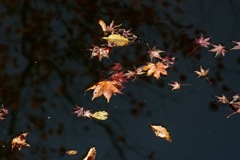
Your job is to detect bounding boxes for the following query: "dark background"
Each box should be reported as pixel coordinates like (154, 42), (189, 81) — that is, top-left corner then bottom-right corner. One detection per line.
(0, 0), (240, 160)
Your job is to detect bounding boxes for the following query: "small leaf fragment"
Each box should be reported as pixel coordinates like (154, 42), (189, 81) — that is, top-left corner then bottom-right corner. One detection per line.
(66, 150), (78, 155)
(91, 111), (108, 120)
(150, 124), (172, 142)
(83, 147), (96, 160)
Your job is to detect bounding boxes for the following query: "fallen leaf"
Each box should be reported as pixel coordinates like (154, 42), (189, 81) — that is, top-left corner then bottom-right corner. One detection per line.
(102, 34), (129, 47)
(150, 124), (172, 142)
(215, 94), (229, 104)
(66, 150), (78, 155)
(143, 62), (168, 79)
(147, 44), (165, 61)
(72, 106), (92, 118)
(0, 105), (8, 120)
(88, 45), (112, 60)
(85, 81), (122, 103)
(168, 81), (181, 90)
(231, 41), (240, 50)
(194, 66), (209, 77)
(83, 147), (96, 160)
(209, 43), (227, 57)
(91, 111), (108, 120)
(98, 19), (108, 36)
(11, 132), (30, 150)
(195, 34), (211, 48)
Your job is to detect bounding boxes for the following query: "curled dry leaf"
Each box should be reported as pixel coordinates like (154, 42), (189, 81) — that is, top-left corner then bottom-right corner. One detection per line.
(209, 43), (227, 57)
(11, 132), (30, 150)
(83, 147), (96, 160)
(91, 111), (108, 120)
(98, 19), (108, 36)
(66, 150), (78, 155)
(194, 66), (209, 78)
(143, 62), (168, 79)
(150, 124), (172, 142)
(102, 34), (129, 47)
(85, 80), (122, 103)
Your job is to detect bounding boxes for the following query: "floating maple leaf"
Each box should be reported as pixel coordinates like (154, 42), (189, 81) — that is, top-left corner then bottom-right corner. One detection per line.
(109, 71), (128, 83)
(11, 132), (30, 150)
(194, 66), (209, 77)
(188, 34), (211, 55)
(110, 63), (123, 73)
(124, 66), (144, 81)
(209, 43), (227, 57)
(83, 147), (96, 160)
(215, 94), (229, 104)
(102, 34), (129, 47)
(143, 62), (168, 79)
(88, 45), (112, 60)
(168, 81), (181, 90)
(231, 41), (240, 50)
(195, 34), (211, 48)
(150, 124), (172, 142)
(85, 81), (122, 103)
(72, 106), (92, 118)
(227, 94), (240, 118)
(0, 105), (8, 120)
(146, 44), (165, 62)
(161, 55), (175, 66)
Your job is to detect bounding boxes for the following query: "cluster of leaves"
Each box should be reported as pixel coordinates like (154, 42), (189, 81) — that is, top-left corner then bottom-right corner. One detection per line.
(190, 34), (240, 57)
(215, 94), (240, 118)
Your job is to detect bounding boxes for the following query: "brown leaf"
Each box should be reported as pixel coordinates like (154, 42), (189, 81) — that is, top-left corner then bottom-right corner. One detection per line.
(85, 81), (122, 103)
(83, 147), (96, 160)
(150, 124), (172, 142)
(11, 132), (30, 150)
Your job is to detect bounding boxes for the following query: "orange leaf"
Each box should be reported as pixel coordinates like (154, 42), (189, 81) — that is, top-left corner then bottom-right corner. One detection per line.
(11, 132), (30, 150)
(143, 62), (168, 79)
(66, 150), (78, 155)
(86, 81), (122, 103)
(150, 124), (172, 142)
(83, 147), (96, 160)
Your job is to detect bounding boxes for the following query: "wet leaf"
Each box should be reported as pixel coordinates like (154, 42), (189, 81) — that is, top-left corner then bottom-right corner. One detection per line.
(11, 132), (30, 150)
(102, 34), (129, 47)
(83, 147), (96, 160)
(143, 62), (168, 79)
(209, 43), (227, 57)
(85, 81), (122, 103)
(168, 81), (181, 90)
(194, 66), (209, 77)
(91, 111), (108, 120)
(150, 124), (172, 142)
(66, 150), (77, 155)
(231, 41), (240, 50)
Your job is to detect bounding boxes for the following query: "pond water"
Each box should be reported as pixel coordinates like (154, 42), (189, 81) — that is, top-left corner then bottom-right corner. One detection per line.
(0, 1), (240, 160)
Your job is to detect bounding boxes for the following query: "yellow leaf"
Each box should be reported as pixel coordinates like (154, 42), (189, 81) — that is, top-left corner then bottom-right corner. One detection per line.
(91, 111), (108, 120)
(102, 34), (129, 47)
(83, 147), (96, 160)
(150, 124), (172, 142)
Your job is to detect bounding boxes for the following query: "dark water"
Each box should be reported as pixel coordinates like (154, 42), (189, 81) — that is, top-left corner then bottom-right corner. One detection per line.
(0, 0), (240, 160)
